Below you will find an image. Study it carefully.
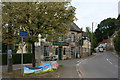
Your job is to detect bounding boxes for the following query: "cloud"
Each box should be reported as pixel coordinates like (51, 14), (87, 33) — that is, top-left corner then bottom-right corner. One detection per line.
(71, 0), (119, 31)
(72, 0), (120, 3)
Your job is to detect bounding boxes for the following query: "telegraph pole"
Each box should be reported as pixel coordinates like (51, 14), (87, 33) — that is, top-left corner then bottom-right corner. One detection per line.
(91, 22), (93, 55)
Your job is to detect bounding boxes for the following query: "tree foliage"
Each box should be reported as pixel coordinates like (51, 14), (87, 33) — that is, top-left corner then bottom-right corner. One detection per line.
(116, 14), (120, 30)
(95, 18), (118, 44)
(114, 31), (120, 55)
(86, 27), (97, 52)
(113, 15), (120, 55)
(2, 2), (77, 43)
(86, 27), (91, 39)
(2, 2), (76, 66)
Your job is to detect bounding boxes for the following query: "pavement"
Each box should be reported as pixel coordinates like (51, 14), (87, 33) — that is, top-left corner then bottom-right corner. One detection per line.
(58, 59), (80, 78)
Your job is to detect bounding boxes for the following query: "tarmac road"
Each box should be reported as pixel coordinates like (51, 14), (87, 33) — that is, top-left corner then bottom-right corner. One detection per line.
(77, 51), (119, 78)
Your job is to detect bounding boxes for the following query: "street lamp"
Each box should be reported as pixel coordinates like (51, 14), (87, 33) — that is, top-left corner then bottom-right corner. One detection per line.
(34, 34), (41, 66)
(35, 34), (46, 66)
(38, 34), (41, 66)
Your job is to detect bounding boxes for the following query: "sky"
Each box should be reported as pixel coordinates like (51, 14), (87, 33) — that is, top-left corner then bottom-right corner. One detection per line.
(71, 0), (120, 32)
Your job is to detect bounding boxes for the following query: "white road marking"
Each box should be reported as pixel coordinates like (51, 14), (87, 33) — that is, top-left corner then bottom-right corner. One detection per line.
(106, 58), (112, 64)
(76, 64), (82, 78)
(109, 61), (113, 64)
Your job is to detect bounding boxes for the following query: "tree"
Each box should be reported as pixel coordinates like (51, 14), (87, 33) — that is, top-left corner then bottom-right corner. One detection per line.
(2, 2), (76, 67)
(95, 18), (118, 44)
(114, 31), (120, 56)
(116, 14), (120, 30)
(113, 15), (120, 56)
(86, 27), (91, 39)
(86, 27), (97, 52)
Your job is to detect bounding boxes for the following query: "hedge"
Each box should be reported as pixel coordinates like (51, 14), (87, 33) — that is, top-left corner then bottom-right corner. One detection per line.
(1, 53), (33, 65)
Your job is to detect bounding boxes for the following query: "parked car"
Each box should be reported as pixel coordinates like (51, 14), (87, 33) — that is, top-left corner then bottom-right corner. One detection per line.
(99, 47), (104, 52)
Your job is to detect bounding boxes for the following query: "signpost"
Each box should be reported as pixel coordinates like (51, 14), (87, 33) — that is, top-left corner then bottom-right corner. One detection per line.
(19, 31), (27, 77)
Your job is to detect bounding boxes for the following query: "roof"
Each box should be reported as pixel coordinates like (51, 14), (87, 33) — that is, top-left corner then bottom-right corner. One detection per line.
(66, 23), (82, 33)
(82, 32), (89, 38)
(97, 39), (107, 46)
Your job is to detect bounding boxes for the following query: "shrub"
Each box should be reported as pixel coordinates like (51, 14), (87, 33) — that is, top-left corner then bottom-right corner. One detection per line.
(114, 31), (120, 56)
(1, 53), (33, 65)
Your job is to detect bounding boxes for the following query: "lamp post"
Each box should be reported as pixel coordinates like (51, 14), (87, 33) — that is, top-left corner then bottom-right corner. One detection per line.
(38, 34), (41, 66)
(35, 34), (46, 66)
(35, 34), (41, 66)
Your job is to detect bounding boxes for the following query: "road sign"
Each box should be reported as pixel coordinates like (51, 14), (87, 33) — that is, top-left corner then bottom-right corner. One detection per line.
(19, 31), (27, 77)
(19, 31), (27, 37)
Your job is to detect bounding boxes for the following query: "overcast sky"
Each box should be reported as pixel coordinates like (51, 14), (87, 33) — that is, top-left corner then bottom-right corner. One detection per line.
(71, 0), (120, 32)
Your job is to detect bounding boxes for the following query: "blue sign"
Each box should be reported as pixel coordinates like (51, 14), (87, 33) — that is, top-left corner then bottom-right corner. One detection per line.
(19, 31), (27, 37)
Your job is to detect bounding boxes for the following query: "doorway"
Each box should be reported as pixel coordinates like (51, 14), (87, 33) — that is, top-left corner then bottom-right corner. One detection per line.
(71, 47), (75, 57)
(58, 46), (62, 60)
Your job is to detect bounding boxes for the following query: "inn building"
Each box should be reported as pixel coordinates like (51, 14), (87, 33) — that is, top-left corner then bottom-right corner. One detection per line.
(35, 23), (83, 61)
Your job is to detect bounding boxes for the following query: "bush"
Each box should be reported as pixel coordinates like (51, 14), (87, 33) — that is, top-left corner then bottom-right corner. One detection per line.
(1, 53), (33, 65)
(114, 31), (120, 55)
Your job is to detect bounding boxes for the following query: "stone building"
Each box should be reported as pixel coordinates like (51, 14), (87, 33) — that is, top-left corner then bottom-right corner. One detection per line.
(35, 23), (82, 61)
(81, 32), (91, 57)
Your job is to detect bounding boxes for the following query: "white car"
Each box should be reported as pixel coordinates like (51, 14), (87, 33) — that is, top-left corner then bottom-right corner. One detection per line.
(99, 47), (104, 52)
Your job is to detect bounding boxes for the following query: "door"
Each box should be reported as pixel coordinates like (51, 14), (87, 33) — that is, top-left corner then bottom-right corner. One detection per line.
(71, 47), (75, 57)
(59, 46), (62, 60)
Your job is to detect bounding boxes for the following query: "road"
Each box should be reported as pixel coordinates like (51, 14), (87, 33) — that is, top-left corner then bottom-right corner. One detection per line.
(77, 51), (119, 78)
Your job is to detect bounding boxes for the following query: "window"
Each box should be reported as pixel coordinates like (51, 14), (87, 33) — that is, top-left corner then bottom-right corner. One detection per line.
(111, 42), (112, 46)
(86, 48), (88, 52)
(82, 48), (85, 52)
(44, 46), (49, 56)
(55, 48), (58, 55)
(71, 47), (75, 56)
(63, 48), (66, 55)
(71, 33), (75, 42)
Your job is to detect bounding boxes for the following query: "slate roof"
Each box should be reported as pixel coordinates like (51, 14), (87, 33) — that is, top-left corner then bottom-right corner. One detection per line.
(97, 39), (107, 46)
(66, 23), (82, 33)
(82, 32), (89, 38)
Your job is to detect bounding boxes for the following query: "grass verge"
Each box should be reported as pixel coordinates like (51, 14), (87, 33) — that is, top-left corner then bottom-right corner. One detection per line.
(2, 65), (63, 78)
